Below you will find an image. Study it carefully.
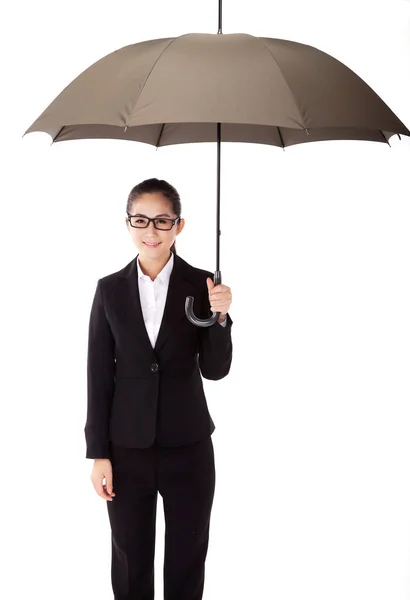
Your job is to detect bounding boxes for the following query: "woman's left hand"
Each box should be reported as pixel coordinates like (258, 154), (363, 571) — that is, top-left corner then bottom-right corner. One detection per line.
(206, 277), (232, 318)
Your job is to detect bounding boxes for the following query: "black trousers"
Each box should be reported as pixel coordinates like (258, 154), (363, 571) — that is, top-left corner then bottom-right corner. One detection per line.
(106, 436), (216, 600)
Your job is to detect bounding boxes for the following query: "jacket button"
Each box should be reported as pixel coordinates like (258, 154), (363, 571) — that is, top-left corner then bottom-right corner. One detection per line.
(150, 363), (159, 373)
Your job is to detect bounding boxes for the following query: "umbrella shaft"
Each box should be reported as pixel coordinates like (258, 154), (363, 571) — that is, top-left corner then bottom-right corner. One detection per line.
(218, 0), (222, 34)
(216, 123), (221, 272)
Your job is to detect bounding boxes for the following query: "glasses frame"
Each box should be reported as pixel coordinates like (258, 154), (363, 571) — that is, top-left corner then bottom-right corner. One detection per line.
(126, 214), (181, 231)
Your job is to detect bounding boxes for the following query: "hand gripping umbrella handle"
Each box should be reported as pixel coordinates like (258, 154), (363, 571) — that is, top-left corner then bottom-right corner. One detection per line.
(185, 271), (222, 327)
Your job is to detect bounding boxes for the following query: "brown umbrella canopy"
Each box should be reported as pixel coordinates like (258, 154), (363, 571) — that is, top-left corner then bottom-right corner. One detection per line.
(25, 33), (410, 146)
(25, 31), (409, 327)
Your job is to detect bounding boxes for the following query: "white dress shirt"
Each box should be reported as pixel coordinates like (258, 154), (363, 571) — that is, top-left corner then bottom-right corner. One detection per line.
(137, 252), (227, 348)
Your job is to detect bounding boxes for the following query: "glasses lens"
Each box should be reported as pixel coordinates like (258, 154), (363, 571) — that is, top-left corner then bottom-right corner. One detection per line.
(154, 219), (173, 230)
(131, 217), (149, 228)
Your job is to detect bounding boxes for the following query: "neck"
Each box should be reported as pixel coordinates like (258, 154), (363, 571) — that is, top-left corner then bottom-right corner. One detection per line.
(138, 251), (172, 281)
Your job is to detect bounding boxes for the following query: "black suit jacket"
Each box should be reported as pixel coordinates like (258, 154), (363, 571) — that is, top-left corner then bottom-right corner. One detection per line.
(84, 253), (233, 459)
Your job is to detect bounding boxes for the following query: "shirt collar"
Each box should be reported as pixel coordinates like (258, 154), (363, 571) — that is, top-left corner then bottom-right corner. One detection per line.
(137, 251), (174, 286)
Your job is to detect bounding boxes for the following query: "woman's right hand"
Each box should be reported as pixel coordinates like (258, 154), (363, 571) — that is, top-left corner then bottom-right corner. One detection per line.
(91, 459), (116, 501)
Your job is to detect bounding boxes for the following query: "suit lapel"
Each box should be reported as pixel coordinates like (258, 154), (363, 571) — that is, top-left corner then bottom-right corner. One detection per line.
(120, 253), (199, 355)
(121, 256), (153, 355)
(154, 255), (195, 353)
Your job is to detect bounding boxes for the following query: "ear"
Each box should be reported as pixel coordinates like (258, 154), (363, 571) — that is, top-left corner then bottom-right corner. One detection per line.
(176, 218), (185, 235)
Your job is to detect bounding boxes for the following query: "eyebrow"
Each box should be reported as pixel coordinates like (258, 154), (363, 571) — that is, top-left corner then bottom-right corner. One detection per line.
(133, 213), (172, 218)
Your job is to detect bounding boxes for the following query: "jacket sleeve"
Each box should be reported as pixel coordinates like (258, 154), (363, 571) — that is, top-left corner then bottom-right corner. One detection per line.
(197, 275), (233, 381)
(84, 279), (116, 459)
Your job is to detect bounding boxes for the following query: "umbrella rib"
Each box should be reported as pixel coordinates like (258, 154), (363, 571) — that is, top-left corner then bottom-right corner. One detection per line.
(380, 130), (391, 147)
(277, 126), (285, 149)
(53, 125), (65, 144)
(259, 38), (307, 130)
(156, 124), (165, 147)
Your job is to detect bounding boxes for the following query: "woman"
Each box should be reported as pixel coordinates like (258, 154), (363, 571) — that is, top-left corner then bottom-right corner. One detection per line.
(84, 178), (233, 600)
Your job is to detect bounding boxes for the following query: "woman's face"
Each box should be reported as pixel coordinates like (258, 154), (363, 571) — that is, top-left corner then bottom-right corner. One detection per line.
(126, 192), (184, 260)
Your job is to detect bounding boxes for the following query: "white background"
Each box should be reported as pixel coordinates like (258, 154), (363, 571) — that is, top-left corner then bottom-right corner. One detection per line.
(3, 0), (410, 598)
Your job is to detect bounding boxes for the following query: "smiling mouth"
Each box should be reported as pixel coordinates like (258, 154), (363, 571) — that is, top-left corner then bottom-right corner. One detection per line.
(144, 241), (161, 246)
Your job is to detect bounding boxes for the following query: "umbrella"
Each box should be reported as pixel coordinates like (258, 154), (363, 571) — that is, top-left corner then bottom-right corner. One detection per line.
(25, 0), (410, 327)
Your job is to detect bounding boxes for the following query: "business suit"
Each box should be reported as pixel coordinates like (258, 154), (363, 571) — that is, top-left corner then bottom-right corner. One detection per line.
(84, 252), (233, 600)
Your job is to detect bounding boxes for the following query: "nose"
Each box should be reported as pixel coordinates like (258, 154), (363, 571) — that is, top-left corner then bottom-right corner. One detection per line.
(144, 220), (160, 237)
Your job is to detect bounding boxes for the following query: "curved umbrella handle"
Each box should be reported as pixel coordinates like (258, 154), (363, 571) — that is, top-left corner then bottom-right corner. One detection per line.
(185, 271), (222, 327)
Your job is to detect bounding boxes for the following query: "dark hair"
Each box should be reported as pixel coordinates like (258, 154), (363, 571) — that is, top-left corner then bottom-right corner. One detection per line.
(126, 178), (182, 255)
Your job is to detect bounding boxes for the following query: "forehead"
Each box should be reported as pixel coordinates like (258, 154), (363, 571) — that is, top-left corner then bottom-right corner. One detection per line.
(131, 192), (173, 215)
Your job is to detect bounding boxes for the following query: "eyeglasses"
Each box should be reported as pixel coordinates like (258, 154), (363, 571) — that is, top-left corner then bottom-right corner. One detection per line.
(127, 215), (181, 231)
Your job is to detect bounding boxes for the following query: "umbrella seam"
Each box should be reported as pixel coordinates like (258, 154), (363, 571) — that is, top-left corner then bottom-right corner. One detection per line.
(259, 38), (307, 130)
(130, 36), (183, 127)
